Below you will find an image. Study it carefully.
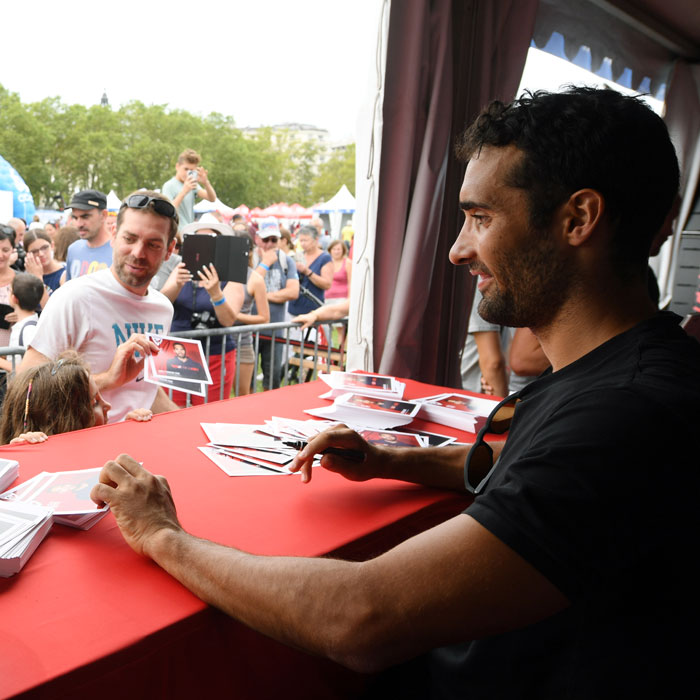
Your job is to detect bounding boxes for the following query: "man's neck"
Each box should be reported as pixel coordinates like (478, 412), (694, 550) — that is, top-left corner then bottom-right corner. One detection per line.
(110, 266), (149, 297)
(87, 228), (110, 249)
(534, 282), (657, 372)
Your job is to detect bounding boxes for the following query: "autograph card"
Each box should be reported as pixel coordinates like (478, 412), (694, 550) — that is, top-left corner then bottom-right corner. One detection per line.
(145, 334), (212, 385)
(12, 468), (107, 515)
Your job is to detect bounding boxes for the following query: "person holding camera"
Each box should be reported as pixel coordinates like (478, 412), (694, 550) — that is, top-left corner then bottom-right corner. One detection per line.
(162, 149), (217, 231)
(161, 221), (244, 406)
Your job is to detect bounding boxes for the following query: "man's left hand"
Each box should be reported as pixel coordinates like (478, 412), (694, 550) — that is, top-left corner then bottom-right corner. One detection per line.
(91, 454), (181, 557)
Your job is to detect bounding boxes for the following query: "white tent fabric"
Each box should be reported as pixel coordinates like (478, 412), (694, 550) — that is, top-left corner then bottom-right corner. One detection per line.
(106, 190), (122, 212)
(313, 184), (357, 239)
(347, 0), (389, 372)
(193, 197), (235, 216)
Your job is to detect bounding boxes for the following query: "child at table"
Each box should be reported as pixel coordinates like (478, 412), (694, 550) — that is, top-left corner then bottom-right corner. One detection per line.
(0, 351), (152, 445)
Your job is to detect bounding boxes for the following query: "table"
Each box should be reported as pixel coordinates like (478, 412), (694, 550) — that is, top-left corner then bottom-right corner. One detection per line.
(0, 378), (476, 699)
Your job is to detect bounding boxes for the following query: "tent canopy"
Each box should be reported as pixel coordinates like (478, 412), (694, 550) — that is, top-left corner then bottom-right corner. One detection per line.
(313, 185), (356, 214)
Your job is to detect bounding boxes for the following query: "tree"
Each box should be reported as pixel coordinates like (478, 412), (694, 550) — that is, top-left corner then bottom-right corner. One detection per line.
(310, 144), (355, 204)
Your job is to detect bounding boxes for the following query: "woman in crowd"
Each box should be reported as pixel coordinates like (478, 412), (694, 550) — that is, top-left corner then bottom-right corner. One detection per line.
(43, 221), (59, 239)
(287, 224), (333, 317)
(0, 351), (151, 445)
(52, 226), (79, 263)
(278, 227), (294, 256)
(0, 226), (17, 348)
(161, 221), (244, 406)
(231, 230), (269, 395)
(325, 239), (352, 306)
(23, 230), (65, 294)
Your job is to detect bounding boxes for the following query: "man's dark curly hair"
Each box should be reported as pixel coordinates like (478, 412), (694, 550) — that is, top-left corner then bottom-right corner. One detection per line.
(457, 87), (679, 273)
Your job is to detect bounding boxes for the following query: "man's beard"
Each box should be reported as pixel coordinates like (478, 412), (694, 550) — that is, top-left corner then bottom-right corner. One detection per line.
(114, 256), (154, 290)
(476, 232), (576, 329)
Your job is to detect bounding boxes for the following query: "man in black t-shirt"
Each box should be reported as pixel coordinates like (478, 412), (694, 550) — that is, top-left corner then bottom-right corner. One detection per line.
(92, 88), (700, 698)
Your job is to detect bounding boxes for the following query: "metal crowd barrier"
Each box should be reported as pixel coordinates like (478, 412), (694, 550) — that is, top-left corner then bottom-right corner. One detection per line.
(0, 317), (348, 406)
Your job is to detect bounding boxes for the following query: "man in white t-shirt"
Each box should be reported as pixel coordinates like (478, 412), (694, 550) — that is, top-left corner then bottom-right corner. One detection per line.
(18, 191), (180, 422)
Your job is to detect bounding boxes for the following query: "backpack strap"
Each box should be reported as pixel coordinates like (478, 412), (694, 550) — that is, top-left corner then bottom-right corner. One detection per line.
(18, 320), (38, 347)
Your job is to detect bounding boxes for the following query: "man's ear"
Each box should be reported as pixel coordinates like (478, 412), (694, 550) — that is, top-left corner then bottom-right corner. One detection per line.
(561, 189), (605, 247)
(164, 237), (176, 261)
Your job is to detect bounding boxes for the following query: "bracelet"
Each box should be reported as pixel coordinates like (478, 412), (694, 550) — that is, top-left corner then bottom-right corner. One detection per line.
(212, 296), (226, 307)
(258, 263), (270, 271)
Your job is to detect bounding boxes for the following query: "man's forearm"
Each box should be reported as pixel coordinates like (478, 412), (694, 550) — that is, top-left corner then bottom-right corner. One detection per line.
(146, 528), (374, 668)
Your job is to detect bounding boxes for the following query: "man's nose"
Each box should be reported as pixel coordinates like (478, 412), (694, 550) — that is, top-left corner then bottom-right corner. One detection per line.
(449, 221), (476, 266)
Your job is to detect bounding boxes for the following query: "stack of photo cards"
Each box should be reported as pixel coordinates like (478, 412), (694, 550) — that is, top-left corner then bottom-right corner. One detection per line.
(144, 334), (213, 397)
(200, 423), (302, 477)
(305, 393), (420, 430)
(199, 420), (329, 477)
(0, 500), (53, 578)
(318, 372), (406, 401)
(0, 468), (109, 530)
(415, 393), (501, 433)
(357, 429), (428, 448)
(0, 458), (19, 493)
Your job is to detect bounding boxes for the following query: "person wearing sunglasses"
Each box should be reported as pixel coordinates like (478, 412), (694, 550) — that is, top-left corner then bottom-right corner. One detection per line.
(18, 191), (180, 423)
(93, 89), (700, 698)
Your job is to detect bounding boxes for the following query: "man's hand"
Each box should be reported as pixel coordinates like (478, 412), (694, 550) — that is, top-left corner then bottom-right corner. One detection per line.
(97, 333), (160, 392)
(259, 247), (279, 268)
(289, 426), (380, 484)
(181, 175), (198, 194)
(196, 166), (210, 185)
(90, 454), (181, 557)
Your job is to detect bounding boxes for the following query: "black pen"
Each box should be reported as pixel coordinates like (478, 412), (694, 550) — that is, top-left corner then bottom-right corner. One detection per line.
(283, 440), (366, 463)
(214, 450), (287, 474)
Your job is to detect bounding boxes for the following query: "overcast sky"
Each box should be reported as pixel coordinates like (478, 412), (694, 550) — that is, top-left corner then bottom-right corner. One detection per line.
(2, 1), (660, 146)
(2, 0), (381, 141)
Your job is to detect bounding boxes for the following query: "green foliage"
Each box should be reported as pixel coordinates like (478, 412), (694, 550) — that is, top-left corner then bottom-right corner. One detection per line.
(0, 83), (355, 210)
(310, 144), (356, 204)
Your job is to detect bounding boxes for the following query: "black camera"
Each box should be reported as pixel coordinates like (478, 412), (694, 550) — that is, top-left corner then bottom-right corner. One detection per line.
(190, 310), (219, 330)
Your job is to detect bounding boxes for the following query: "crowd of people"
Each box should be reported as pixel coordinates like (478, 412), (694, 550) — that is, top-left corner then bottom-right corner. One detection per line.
(0, 148), (354, 444)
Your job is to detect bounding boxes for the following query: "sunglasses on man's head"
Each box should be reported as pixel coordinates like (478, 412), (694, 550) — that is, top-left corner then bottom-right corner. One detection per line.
(464, 394), (520, 495)
(122, 194), (176, 219)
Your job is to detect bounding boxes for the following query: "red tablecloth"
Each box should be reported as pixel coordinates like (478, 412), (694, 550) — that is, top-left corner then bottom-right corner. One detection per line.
(0, 378), (476, 699)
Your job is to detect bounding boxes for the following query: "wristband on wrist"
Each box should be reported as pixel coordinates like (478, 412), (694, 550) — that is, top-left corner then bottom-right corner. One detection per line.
(212, 296), (226, 307)
(258, 262), (270, 271)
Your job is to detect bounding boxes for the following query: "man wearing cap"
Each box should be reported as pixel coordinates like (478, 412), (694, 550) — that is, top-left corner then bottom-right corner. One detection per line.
(253, 217), (299, 390)
(62, 189), (113, 283)
(19, 190), (180, 422)
(162, 149), (217, 231)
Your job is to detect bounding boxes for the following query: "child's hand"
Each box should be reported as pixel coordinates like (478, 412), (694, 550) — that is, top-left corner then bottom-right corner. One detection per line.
(10, 431), (48, 444)
(125, 408), (153, 422)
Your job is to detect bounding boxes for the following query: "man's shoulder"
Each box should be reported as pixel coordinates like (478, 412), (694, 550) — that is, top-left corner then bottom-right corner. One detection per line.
(162, 177), (180, 194)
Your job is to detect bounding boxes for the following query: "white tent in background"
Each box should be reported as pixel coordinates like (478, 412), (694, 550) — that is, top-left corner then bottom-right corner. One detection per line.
(106, 190), (122, 212)
(193, 197), (235, 217)
(313, 184), (356, 239)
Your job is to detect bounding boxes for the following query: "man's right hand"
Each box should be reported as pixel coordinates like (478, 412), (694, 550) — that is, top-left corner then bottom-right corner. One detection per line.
(289, 426), (382, 484)
(182, 176), (198, 194)
(259, 247), (279, 268)
(98, 333), (160, 391)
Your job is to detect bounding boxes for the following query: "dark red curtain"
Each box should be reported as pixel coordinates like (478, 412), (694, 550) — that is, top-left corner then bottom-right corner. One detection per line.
(373, 0), (539, 385)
